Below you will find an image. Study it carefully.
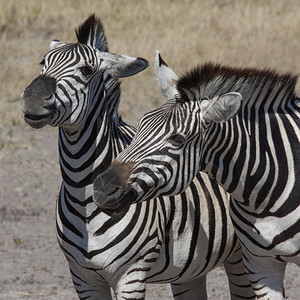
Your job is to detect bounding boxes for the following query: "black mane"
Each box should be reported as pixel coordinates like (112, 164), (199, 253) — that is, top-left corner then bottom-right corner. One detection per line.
(75, 14), (108, 52)
(177, 63), (298, 102)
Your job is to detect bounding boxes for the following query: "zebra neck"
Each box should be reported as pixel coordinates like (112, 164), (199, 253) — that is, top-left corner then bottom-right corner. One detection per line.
(58, 109), (134, 205)
(201, 92), (298, 214)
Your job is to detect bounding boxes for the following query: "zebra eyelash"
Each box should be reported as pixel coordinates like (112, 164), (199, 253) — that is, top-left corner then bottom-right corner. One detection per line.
(78, 65), (94, 77)
(168, 134), (186, 146)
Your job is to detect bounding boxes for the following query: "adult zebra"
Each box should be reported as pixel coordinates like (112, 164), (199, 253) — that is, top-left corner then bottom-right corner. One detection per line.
(21, 16), (254, 299)
(94, 52), (300, 299)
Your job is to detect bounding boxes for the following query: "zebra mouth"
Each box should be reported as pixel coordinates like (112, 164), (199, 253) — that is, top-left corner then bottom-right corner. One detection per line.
(118, 189), (138, 206)
(24, 112), (54, 128)
(93, 186), (138, 211)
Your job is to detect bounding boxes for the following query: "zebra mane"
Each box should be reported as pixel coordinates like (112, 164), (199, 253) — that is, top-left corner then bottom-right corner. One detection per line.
(177, 63), (298, 102)
(75, 14), (108, 52)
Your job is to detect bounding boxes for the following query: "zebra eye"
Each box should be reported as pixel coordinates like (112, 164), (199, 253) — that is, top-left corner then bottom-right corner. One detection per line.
(168, 134), (185, 146)
(39, 59), (45, 66)
(79, 66), (93, 77)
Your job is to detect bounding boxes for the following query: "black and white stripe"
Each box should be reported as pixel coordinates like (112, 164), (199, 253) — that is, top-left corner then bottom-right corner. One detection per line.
(104, 59), (299, 299)
(22, 16), (254, 299)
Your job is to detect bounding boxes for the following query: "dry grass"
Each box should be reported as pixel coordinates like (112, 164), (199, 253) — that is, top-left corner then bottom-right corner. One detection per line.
(0, 0), (299, 133)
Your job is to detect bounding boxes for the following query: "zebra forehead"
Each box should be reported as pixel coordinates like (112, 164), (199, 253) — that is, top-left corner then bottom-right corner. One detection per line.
(47, 43), (95, 61)
(140, 99), (196, 133)
(150, 99), (185, 119)
(177, 62), (298, 102)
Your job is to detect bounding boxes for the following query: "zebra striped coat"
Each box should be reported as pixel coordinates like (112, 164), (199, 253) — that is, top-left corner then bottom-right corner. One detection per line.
(95, 53), (300, 299)
(21, 15), (254, 299)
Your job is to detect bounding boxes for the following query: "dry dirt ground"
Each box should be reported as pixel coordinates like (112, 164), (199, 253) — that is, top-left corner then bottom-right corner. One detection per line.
(0, 101), (299, 299)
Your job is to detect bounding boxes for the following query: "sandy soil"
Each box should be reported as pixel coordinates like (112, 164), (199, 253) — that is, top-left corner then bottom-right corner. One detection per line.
(0, 106), (299, 300)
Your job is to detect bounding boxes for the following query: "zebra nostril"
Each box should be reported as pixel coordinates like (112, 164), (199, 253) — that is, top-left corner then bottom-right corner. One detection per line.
(45, 95), (53, 101)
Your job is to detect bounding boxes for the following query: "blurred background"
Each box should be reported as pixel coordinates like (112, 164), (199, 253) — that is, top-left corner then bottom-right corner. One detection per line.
(0, 1), (299, 299)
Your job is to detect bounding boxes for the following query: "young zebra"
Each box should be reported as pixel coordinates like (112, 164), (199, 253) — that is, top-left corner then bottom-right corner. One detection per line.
(94, 51), (300, 299)
(21, 16), (254, 299)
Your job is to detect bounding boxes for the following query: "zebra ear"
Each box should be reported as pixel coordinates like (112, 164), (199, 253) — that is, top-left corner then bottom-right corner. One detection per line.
(50, 40), (66, 50)
(98, 52), (149, 78)
(154, 50), (178, 100)
(200, 92), (242, 123)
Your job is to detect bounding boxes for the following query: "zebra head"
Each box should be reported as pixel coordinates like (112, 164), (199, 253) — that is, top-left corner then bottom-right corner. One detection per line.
(21, 14), (148, 130)
(93, 58), (243, 209)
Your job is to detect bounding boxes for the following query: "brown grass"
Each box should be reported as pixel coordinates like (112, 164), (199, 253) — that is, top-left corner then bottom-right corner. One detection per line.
(0, 0), (299, 133)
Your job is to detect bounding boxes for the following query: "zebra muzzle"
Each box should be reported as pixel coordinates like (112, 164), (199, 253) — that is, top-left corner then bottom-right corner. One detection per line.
(93, 161), (137, 210)
(21, 75), (57, 128)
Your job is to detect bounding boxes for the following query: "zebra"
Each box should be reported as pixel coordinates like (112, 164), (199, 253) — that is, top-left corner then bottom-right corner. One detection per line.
(21, 15), (255, 299)
(93, 51), (300, 299)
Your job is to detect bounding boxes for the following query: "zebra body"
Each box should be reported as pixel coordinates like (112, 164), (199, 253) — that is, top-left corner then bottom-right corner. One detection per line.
(21, 16), (254, 299)
(95, 52), (300, 299)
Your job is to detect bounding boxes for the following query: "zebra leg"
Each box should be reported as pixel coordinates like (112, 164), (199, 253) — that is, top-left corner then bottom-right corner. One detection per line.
(69, 263), (113, 300)
(113, 283), (147, 300)
(242, 248), (287, 300)
(113, 274), (147, 300)
(223, 246), (256, 299)
(171, 276), (207, 299)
